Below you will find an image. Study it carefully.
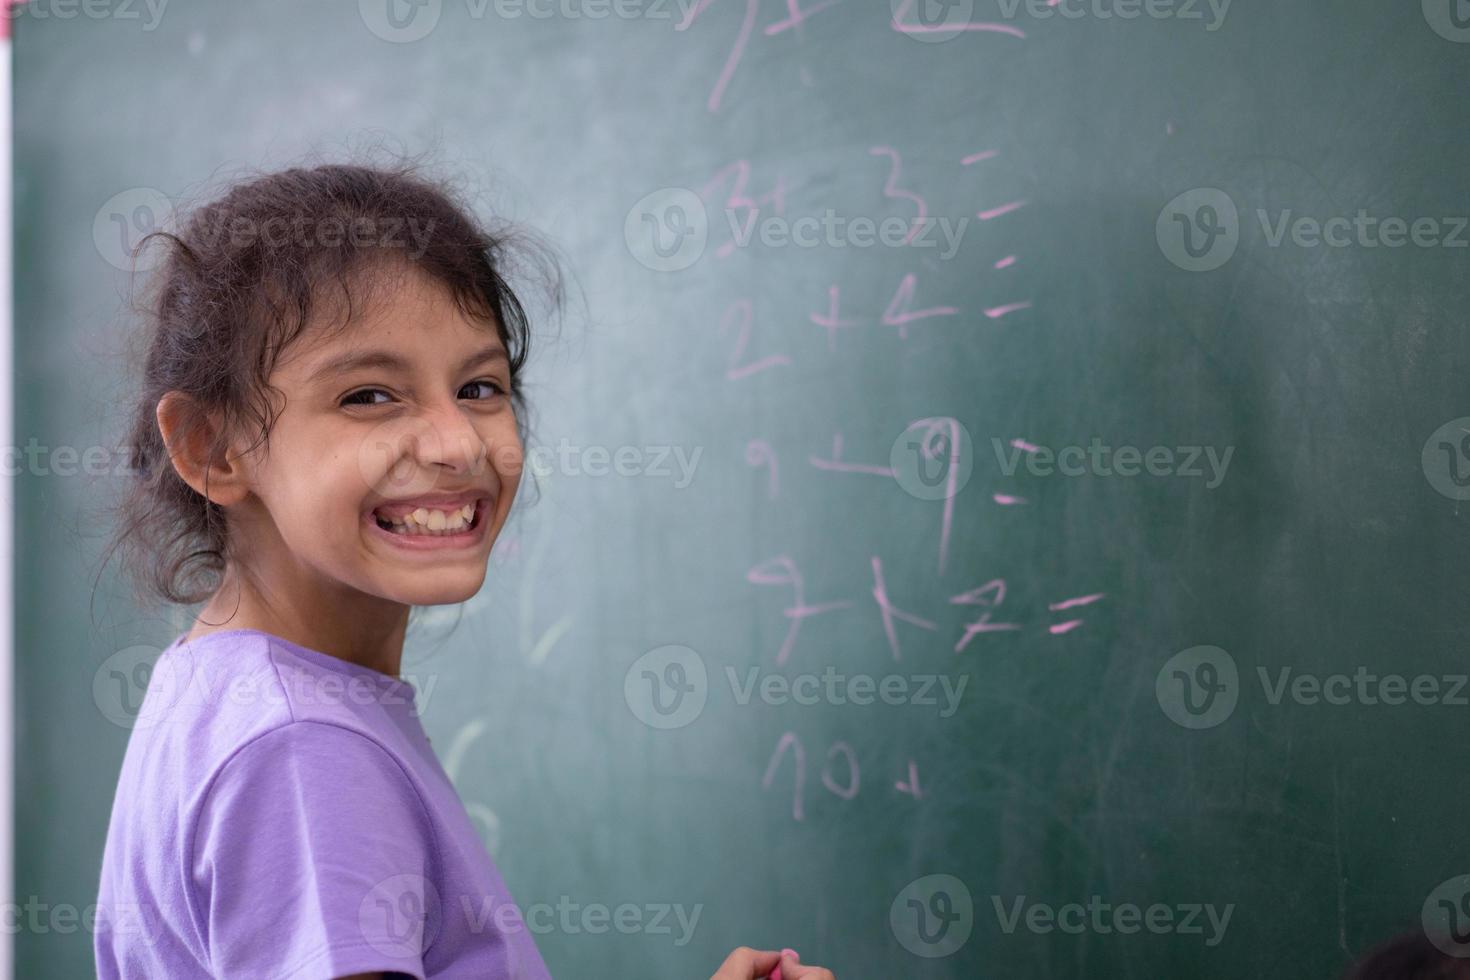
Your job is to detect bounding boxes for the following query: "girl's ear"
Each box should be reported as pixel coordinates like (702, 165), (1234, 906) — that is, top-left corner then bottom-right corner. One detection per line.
(155, 391), (252, 507)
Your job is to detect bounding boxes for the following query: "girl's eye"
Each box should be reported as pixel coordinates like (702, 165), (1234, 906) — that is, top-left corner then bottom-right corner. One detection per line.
(341, 388), (392, 407)
(461, 379), (508, 401)
(341, 381), (507, 409)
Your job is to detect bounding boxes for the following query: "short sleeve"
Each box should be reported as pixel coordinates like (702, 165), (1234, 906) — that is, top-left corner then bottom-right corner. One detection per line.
(190, 722), (439, 980)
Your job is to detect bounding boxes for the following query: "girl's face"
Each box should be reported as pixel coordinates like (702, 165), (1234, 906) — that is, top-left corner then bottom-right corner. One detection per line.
(235, 264), (523, 609)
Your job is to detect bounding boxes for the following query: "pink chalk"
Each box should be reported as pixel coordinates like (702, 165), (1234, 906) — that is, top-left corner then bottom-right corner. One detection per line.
(770, 948), (800, 980)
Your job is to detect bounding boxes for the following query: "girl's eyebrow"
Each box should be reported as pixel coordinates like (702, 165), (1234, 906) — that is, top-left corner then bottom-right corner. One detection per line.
(312, 343), (508, 383)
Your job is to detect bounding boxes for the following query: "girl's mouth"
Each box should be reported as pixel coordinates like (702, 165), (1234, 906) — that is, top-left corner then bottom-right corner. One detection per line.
(366, 497), (491, 551)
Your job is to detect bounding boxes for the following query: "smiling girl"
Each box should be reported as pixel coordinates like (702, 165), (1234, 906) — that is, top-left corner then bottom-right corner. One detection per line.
(92, 163), (833, 980)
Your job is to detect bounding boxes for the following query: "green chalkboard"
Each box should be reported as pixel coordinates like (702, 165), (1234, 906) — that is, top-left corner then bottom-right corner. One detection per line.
(16, 1), (1470, 977)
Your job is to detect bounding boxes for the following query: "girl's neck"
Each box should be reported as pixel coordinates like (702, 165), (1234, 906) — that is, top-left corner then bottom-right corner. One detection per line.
(188, 575), (410, 679)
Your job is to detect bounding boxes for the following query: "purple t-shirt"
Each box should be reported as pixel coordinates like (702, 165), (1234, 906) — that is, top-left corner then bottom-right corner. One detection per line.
(94, 628), (551, 979)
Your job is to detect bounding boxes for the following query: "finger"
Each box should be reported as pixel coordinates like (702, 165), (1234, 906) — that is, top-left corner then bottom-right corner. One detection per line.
(710, 946), (783, 980)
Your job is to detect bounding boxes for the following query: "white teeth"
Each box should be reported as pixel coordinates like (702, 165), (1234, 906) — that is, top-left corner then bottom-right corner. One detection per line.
(376, 502), (478, 536)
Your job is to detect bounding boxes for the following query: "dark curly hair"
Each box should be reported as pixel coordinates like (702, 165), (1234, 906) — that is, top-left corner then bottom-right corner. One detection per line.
(99, 156), (564, 610)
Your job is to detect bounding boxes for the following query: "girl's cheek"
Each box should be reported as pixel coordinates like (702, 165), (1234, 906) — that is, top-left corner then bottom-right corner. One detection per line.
(490, 437), (524, 479)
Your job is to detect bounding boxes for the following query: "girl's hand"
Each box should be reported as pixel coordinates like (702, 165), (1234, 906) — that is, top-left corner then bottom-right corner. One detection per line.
(710, 946), (836, 979)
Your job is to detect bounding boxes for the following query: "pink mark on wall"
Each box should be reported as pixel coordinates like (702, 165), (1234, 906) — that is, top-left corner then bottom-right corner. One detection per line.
(993, 255), (1017, 269)
(680, 0), (758, 113)
(745, 439), (779, 499)
(721, 299), (790, 380)
(978, 200), (1028, 221)
(702, 160), (786, 258)
(882, 274), (959, 339)
(950, 578), (1022, 652)
(901, 417), (964, 573)
(763, 731), (806, 820)
(870, 556), (937, 661)
(683, 0), (840, 112)
(747, 556), (853, 666)
(984, 301), (1032, 319)
(891, 0), (1027, 37)
(895, 760), (923, 799)
(810, 284), (859, 351)
(765, 0), (841, 36)
(1049, 620), (1084, 635)
(992, 493), (1027, 505)
(821, 742), (860, 800)
(1049, 593), (1105, 611)
(870, 146), (928, 245)
(962, 150), (999, 166)
(810, 433), (895, 477)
